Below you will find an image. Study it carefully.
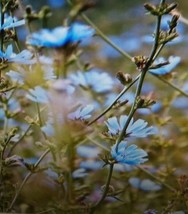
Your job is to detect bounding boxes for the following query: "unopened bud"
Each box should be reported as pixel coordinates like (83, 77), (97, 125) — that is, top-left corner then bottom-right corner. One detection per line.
(116, 71), (132, 85)
(144, 3), (157, 14)
(164, 3), (178, 14)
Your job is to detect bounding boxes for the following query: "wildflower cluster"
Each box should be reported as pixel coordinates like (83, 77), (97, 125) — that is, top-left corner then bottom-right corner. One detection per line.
(0, 0), (187, 214)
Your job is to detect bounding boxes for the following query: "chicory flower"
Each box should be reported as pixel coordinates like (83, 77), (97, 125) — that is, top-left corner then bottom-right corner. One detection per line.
(27, 22), (95, 48)
(111, 141), (148, 165)
(0, 45), (34, 64)
(68, 105), (94, 120)
(0, 16), (25, 30)
(69, 69), (113, 93)
(150, 56), (181, 75)
(105, 115), (156, 139)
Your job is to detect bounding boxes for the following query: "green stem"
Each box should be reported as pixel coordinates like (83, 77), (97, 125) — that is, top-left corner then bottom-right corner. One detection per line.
(65, 143), (74, 203)
(88, 74), (140, 126)
(7, 148), (50, 211)
(82, 14), (132, 61)
(89, 163), (114, 214)
(115, 14), (162, 150)
(152, 74), (188, 97)
(137, 166), (176, 192)
(36, 103), (43, 127)
(7, 124), (32, 156)
(67, 0), (132, 61)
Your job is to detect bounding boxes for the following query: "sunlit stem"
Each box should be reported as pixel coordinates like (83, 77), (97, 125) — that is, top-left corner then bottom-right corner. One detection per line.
(88, 74), (141, 126)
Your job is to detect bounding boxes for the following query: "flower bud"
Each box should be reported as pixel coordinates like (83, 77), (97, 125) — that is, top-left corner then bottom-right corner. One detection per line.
(116, 71), (132, 85)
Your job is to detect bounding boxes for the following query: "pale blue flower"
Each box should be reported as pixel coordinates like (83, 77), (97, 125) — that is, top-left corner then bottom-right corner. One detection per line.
(0, 16), (25, 30)
(111, 141), (148, 165)
(0, 45), (34, 64)
(105, 115), (156, 139)
(77, 145), (100, 158)
(7, 65), (55, 85)
(69, 69), (113, 93)
(47, 0), (65, 8)
(41, 120), (54, 137)
(52, 79), (75, 94)
(26, 86), (49, 104)
(150, 56), (181, 75)
(68, 105), (94, 120)
(6, 70), (24, 84)
(72, 168), (88, 178)
(27, 22), (95, 48)
(129, 177), (161, 191)
(80, 160), (103, 170)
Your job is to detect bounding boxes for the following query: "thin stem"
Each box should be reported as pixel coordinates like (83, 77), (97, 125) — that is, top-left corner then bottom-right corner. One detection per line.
(7, 148), (50, 211)
(115, 14), (163, 149)
(88, 74), (140, 126)
(89, 163), (114, 214)
(152, 74), (188, 97)
(82, 14), (132, 61)
(67, 0), (132, 61)
(137, 166), (176, 192)
(36, 103), (43, 127)
(7, 125), (32, 156)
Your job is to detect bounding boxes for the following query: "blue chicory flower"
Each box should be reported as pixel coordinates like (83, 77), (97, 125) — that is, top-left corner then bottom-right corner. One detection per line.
(69, 69), (114, 93)
(80, 160), (104, 170)
(68, 105), (94, 120)
(0, 45), (34, 64)
(27, 22), (95, 48)
(105, 115), (156, 139)
(0, 16), (25, 30)
(26, 86), (49, 104)
(72, 168), (88, 179)
(41, 119), (54, 137)
(129, 177), (161, 191)
(77, 145), (100, 158)
(111, 141), (148, 165)
(149, 56), (181, 75)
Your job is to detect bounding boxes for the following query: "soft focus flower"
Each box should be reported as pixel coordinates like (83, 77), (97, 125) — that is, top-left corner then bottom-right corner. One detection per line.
(52, 79), (75, 94)
(41, 119), (54, 137)
(47, 0), (65, 8)
(0, 45), (34, 64)
(72, 168), (88, 178)
(129, 177), (161, 191)
(26, 86), (49, 104)
(69, 69), (114, 93)
(0, 16), (25, 30)
(111, 141), (148, 165)
(77, 145), (100, 158)
(80, 160), (103, 170)
(149, 56), (181, 75)
(68, 105), (94, 120)
(7, 65), (55, 85)
(27, 22), (95, 48)
(105, 115), (156, 138)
